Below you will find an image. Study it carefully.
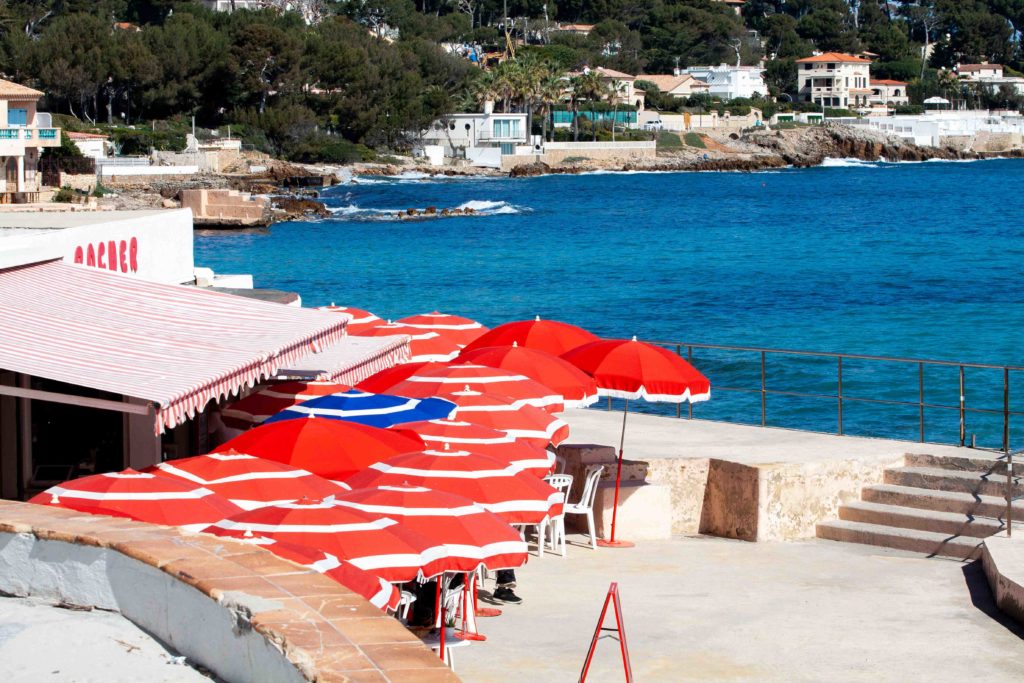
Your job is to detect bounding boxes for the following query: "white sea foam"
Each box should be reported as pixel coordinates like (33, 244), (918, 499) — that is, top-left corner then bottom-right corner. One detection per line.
(819, 157), (882, 168)
(326, 199), (524, 220)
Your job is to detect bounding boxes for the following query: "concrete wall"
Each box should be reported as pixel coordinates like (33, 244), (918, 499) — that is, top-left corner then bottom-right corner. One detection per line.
(501, 141), (656, 170)
(180, 189), (268, 223)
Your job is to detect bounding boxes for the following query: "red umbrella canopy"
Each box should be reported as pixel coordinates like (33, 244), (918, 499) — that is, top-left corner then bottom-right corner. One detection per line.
(238, 536), (400, 612)
(395, 419), (555, 477)
(394, 311), (489, 347)
(30, 469), (242, 532)
(441, 388), (570, 447)
(316, 305), (385, 334)
(561, 337), (711, 403)
(460, 317), (600, 356)
(385, 364), (565, 413)
(213, 417), (424, 482)
(146, 452), (347, 510)
(457, 344), (599, 408)
(351, 323), (461, 363)
(221, 381), (351, 430)
(202, 498), (448, 582)
(334, 485), (528, 572)
(355, 361), (438, 393)
(345, 448), (562, 525)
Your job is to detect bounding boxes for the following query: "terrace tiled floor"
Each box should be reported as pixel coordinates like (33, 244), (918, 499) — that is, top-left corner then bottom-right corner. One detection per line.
(457, 534), (1024, 682)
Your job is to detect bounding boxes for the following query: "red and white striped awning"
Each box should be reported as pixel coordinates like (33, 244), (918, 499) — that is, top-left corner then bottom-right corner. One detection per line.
(0, 261), (350, 433)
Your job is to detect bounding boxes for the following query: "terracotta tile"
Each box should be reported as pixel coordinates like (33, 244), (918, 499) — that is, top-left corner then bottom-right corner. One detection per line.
(251, 613), (351, 655)
(84, 528), (182, 546)
(198, 575), (290, 602)
(0, 520), (33, 534)
(327, 617), (422, 645)
(112, 539), (211, 569)
(385, 669), (461, 683)
(316, 669), (389, 683)
(33, 528), (104, 547)
(268, 571), (347, 598)
(221, 549), (306, 576)
(162, 555), (253, 587)
(305, 645), (375, 671)
(361, 642), (449, 672)
(299, 594), (380, 621)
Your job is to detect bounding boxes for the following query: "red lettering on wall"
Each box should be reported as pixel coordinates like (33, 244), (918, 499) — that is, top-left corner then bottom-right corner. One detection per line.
(107, 241), (117, 271)
(119, 240), (128, 272)
(97, 241), (106, 269)
(86, 244), (96, 267)
(129, 237), (138, 272)
(73, 246), (83, 264)
(75, 236), (141, 274)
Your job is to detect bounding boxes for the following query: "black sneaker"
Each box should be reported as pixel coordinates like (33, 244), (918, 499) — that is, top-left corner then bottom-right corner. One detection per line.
(493, 587), (523, 604)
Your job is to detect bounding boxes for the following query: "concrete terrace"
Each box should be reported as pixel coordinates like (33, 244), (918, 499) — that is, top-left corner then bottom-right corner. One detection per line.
(457, 534), (1024, 682)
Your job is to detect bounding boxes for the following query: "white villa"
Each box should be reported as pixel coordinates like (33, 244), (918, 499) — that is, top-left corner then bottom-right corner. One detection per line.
(0, 79), (60, 202)
(637, 74), (711, 99)
(796, 52), (872, 108)
(420, 109), (530, 167)
(868, 79), (910, 108)
(955, 63), (1024, 96)
(683, 64), (767, 100)
(568, 67), (646, 109)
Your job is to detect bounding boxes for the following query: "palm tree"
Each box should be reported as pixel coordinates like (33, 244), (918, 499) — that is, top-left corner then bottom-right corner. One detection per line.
(470, 69), (498, 113)
(537, 71), (565, 142)
(567, 75), (585, 141)
(577, 70), (607, 141)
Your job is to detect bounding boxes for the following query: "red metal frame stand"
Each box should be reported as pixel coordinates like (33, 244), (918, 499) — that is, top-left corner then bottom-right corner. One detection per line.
(455, 571), (487, 641)
(579, 582), (633, 682)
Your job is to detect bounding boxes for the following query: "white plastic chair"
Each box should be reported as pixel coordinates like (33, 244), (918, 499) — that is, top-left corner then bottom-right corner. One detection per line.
(397, 590), (417, 622)
(563, 464), (605, 550)
(543, 473), (573, 557)
(553, 452), (567, 474)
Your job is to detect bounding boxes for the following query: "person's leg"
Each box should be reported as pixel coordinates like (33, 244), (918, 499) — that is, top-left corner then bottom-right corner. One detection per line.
(493, 569), (522, 604)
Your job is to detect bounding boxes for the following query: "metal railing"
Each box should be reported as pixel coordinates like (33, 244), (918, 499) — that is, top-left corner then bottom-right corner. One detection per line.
(605, 340), (1024, 453)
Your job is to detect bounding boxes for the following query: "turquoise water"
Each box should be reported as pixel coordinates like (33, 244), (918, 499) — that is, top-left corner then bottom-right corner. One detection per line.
(195, 158), (1024, 447)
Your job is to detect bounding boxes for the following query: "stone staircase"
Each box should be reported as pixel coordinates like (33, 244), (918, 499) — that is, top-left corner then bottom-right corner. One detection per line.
(817, 452), (1023, 560)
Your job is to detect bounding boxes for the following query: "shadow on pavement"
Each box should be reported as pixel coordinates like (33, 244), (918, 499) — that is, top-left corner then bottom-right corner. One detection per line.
(962, 559), (1024, 639)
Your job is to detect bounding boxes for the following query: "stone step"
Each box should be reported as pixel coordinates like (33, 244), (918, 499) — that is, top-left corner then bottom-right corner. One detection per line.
(816, 519), (983, 560)
(838, 500), (1004, 539)
(904, 451), (1023, 476)
(884, 466), (1024, 498)
(862, 484), (1024, 521)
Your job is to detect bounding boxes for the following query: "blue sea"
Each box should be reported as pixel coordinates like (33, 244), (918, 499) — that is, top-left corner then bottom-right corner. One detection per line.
(195, 158), (1024, 448)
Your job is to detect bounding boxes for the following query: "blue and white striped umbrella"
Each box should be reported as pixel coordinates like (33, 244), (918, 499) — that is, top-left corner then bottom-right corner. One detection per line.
(263, 389), (457, 429)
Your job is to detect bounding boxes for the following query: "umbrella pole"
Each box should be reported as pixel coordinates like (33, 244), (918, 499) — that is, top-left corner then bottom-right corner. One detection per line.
(597, 400), (635, 548)
(436, 578), (447, 663)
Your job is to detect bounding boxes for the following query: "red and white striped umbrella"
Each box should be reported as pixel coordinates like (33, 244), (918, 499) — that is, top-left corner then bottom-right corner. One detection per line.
(386, 364), (564, 413)
(457, 344), (599, 408)
(239, 536), (401, 612)
(146, 452), (347, 510)
(221, 381), (351, 430)
(213, 417), (424, 482)
(395, 419), (555, 477)
(345, 448), (562, 525)
(441, 388), (570, 447)
(202, 498), (449, 582)
(461, 316), (599, 356)
(395, 311), (489, 347)
(334, 485), (528, 572)
(352, 323), (461, 363)
(355, 361), (436, 393)
(29, 469), (242, 532)
(316, 305), (385, 334)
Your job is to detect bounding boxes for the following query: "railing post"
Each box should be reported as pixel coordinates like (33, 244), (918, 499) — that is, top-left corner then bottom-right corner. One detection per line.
(1003, 368), (1010, 453)
(959, 365), (966, 447)
(1007, 445), (1014, 538)
(687, 346), (694, 420)
(837, 356), (844, 436)
(676, 344), (682, 418)
(760, 351), (767, 427)
(918, 362), (925, 443)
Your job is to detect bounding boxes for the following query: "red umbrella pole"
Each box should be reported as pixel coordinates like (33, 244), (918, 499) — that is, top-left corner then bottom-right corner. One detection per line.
(597, 400), (635, 548)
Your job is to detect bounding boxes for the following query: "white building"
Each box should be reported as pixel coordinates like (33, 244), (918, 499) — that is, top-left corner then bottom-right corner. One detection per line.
(956, 63), (1024, 96)
(841, 110), (1024, 147)
(868, 79), (910, 108)
(0, 79), (61, 202)
(68, 132), (110, 160)
(421, 110), (531, 167)
(636, 74), (710, 100)
(796, 52), (872, 108)
(683, 64), (767, 100)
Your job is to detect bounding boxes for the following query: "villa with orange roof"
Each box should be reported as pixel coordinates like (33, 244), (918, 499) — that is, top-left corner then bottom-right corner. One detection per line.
(0, 79), (60, 202)
(638, 73), (711, 99)
(796, 53), (872, 109)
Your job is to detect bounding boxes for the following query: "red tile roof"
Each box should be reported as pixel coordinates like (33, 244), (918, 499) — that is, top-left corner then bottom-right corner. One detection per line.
(870, 79), (908, 86)
(796, 53), (871, 64)
(958, 63), (1003, 72)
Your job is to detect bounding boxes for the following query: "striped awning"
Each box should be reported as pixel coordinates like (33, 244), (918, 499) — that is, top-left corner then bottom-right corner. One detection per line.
(0, 261), (349, 432)
(276, 336), (411, 385)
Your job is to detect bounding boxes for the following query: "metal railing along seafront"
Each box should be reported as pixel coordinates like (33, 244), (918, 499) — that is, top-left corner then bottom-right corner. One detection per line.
(605, 340), (1024, 453)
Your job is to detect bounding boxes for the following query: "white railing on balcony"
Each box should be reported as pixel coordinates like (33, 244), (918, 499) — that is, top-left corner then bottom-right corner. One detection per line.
(0, 127), (59, 141)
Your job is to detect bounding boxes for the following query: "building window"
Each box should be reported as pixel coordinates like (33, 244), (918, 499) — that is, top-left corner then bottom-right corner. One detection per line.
(8, 108), (27, 127)
(493, 118), (520, 139)
(828, 63), (835, 70)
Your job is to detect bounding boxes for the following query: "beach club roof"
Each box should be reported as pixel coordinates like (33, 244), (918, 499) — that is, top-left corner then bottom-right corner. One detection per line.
(795, 53), (871, 64)
(0, 260), (404, 433)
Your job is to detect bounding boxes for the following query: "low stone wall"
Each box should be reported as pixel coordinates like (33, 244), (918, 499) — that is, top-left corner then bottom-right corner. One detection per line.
(501, 142), (656, 171)
(0, 500), (456, 683)
(59, 172), (99, 193)
(981, 534), (1024, 625)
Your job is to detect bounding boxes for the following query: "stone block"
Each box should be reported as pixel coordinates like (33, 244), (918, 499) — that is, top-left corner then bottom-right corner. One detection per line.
(591, 481), (672, 541)
(699, 459), (759, 541)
